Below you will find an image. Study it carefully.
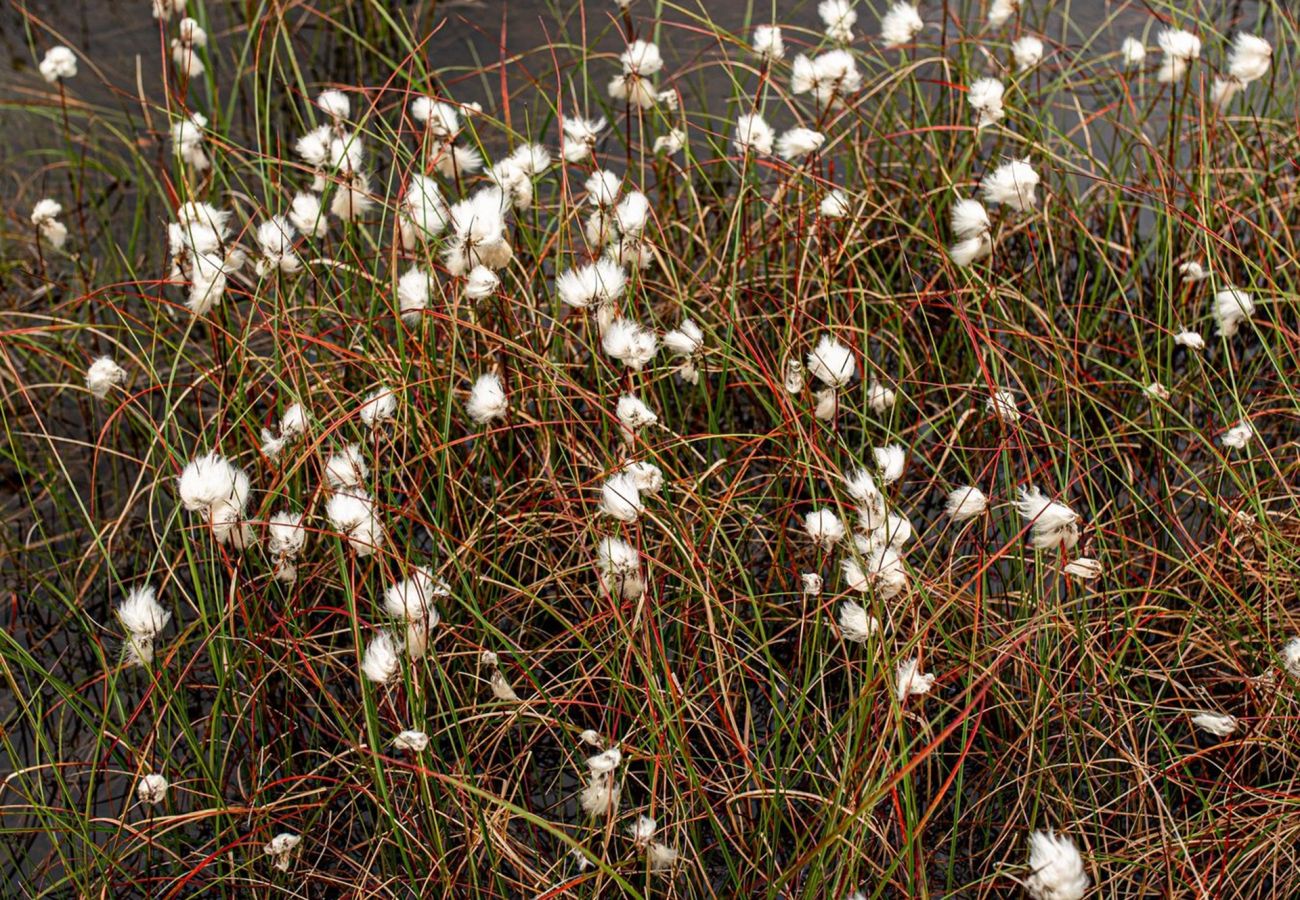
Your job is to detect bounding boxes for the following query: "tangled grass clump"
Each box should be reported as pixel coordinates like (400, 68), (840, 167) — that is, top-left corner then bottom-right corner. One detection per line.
(2, 0), (1299, 895)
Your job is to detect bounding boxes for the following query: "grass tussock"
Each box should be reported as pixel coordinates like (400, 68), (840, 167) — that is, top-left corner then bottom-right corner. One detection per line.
(3, 0), (1300, 896)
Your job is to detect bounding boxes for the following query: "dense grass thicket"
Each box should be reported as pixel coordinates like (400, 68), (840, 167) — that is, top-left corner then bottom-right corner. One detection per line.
(3, 0), (1299, 895)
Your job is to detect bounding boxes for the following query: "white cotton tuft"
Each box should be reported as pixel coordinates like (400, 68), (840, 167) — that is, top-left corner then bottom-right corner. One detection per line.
(600, 472), (644, 522)
(776, 127), (825, 160)
(1063, 557), (1102, 581)
(628, 814), (657, 847)
(358, 388), (398, 430)
(288, 192), (328, 238)
(623, 460), (663, 494)
(986, 0), (1018, 28)
(648, 842), (678, 871)
(1174, 330), (1205, 351)
(39, 46), (78, 82)
(873, 444), (905, 484)
(596, 537), (642, 599)
(616, 393), (657, 442)
(397, 267), (431, 324)
(86, 357), (127, 399)
(837, 599), (878, 643)
(1278, 638), (1300, 679)
(880, 3), (923, 49)
(586, 746), (623, 774)
(1012, 35), (1045, 71)
(818, 0), (857, 43)
(802, 573), (823, 595)
(1025, 830), (1090, 900)
(400, 175), (448, 248)
(1191, 711), (1237, 738)
(806, 335), (856, 389)
(137, 773), (169, 805)
(804, 508), (846, 550)
(1157, 28), (1200, 82)
(752, 25), (785, 60)
(579, 771), (621, 816)
(895, 658), (935, 701)
(950, 199), (991, 240)
(383, 569), (447, 624)
(117, 584), (171, 639)
(1015, 486), (1081, 551)
(1119, 37), (1145, 68)
(980, 159), (1040, 211)
(945, 486), (988, 522)
(178, 452), (249, 515)
(967, 78), (1005, 130)
(868, 380), (897, 413)
(790, 50), (862, 106)
(324, 491), (385, 556)
(733, 113), (775, 156)
(986, 389), (1020, 424)
(1227, 33), (1271, 84)
(264, 833), (301, 871)
(466, 373), (509, 425)
(393, 730), (429, 752)
(1220, 420), (1254, 450)
(561, 116), (607, 163)
(1212, 287), (1255, 338)
(324, 444), (367, 490)
(361, 632), (401, 683)
(463, 266), (499, 300)
(316, 89), (350, 120)
(602, 318), (658, 370)
(557, 259), (627, 310)
(585, 170), (622, 208)
(842, 544), (908, 599)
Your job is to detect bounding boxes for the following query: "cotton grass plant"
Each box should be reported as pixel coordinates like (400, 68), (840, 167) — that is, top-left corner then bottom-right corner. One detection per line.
(3, 0), (1299, 895)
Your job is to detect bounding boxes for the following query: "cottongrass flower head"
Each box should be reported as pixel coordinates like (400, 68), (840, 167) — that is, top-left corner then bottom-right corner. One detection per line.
(801, 573), (823, 595)
(466, 373), (509, 425)
(943, 485), (987, 522)
(31, 199), (68, 249)
(263, 833), (301, 872)
(489, 668), (519, 701)
(600, 471), (644, 522)
(253, 216), (299, 276)
(171, 18), (208, 78)
(1120, 37), (1146, 68)
(117, 584), (171, 666)
(752, 24), (785, 60)
(1213, 287), (1255, 337)
(1025, 830), (1089, 900)
(819, 189), (852, 219)
(324, 444), (367, 490)
(177, 452), (251, 540)
(137, 773), (169, 806)
(39, 46), (78, 82)
(151, 0), (187, 20)
(316, 89), (350, 121)
(980, 159), (1040, 211)
(561, 115), (607, 163)
(1157, 28), (1201, 82)
(1063, 557), (1102, 581)
(86, 357), (127, 399)
(880, 3), (923, 49)
(986, 0), (1018, 28)
(267, 511), (306, 583)
(324, 491), (385, 556)
(609, 40), (662, 109)
(288, 192), (327, 237)
(986, 389), (1020, 424)
(1220, 420), (1254, 451)
(776, 127), (825, 160)
(867, 379), (897, 413)
(596, 536), (643, 599)
(967, 78), (1005, 130)
(444, 187), (512, 275)
(1016, 487), (1081, 551)
(397, 267), (430, 324)
(843, 467), (886, 530)
(733, 113), (775, 156)
(557, 259), (627, 313)
(585, 169), (622, 208)
(628, 815), (657, 848)
(1174, 330), (1205, 351)
(648, 842), (678, 871)
(663, 319), (705, 383)
(1178, 261), (1210, 283)
(1227, 33), (1271, 85)
(790, 50), (862, 106)
(358, 388), (398, 429)
(806, 335), (855, 389)
(1013, 35), (1045, 70)
(393, 730), (429, 752)
(948, 197), (992, 267)
(602, 318), (658, 370)
(361, 631), (402, 684)
(818, 0), (857, 44)
(170, 112), (209, 170)
(399, 174), (448, 248)
(895, 658), (935, 701)
(410, 97), (461, 138)
(842, 544), (907, 599)
(804, 508), (846, 550)
(623, 460), (663, 494)
(652, 128), (686, 156)
(616, 393), (658, 443)
(1191, 711), (1237, 739)
(837, 599), (879, 643)
(1278, 638), (1300, 679)
(873, 444), (905, 484)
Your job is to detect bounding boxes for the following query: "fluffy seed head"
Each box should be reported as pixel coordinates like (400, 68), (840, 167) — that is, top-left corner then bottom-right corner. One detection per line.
(945, 486), (988, 522)
(880, 3), (924, 49)
(895, 658), (935, 701)
(361, 632), (401, 683)
(806, 335), (856, 389)
(752, 25), (785, 59)
(466, 373), (509, 425)
(1025, 830), (1090, 900)
(980, 159), (1040, 211)
(137, 773), (169, 805)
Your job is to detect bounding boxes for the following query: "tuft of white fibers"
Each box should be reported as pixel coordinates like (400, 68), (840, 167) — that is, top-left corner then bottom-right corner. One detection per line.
(489, 668), (519, 701)
(118, 584), (171, 639)
(621, 39), (663, 76)
(479, 650), (498, 668)
(1178, 261), (1210, 283)
(790, 50), (862, 106)
(170, 112), (209, 170)
(383, 569), (447, 625)
(986, 389), (1020, 424)
(465, 266), (499, 303)
(1174, 330), (1205, 351)
(254, 217), (300, 276)
(466, 373), (509, 425)
(1025, 830), (1090, 900)
(561, 116), (607, 163)
(813, 388), (840, 421)
(776, 127), (825, 160)
(137, 773), (169, 806)
(171, 18), (208, 74)
(587, 746), (623, 773)
(628, 814), (657, 848)
(86, 357), (127, 399)
(557, 259), (627, 310)
(411, 98), (461, 138)
(895, 658), (935, 701)
(843, 466), (883, 507)
(579, 770), (622, 816)
(1279, 638), (1300, 678)
(819, 189), (852, 219)
(602, 318), (658, 370)
(329, 171), (374, 222)
(431, 143), (484, 179)
(288, 192), (328, 238)
(733, 113), (775, 156)
(648, 842), (678, 871)
(444, 187), (512, 276)
(324, 491), (385, 556)
(596, 537), (643, 599)
(295, 125), (331, 169)
(804, 509), (846, 550)
(400, 174), (448, 248)
(585, 170), (622, 209)
(867, 380), (897, 414)
(324, 444), (367, 490)
(1157, 28), (1200, 82)
(837, 599), (879, 643)
(987, 0), (1018, 27)
(818, 0), (857, 44)
(392, 730), (429, 752)
(31, 198), (69, 249)
(397, 267), (431, 324)
(880, 512), (914, 548)
(1016, 487), (1081, 551)
(807, 335), (856, 389)
(1212, 287), (1255, 338)
(950, 233), (992, 267)
(267, 511), (306, 559)
(316, 89), (350, 121)
(614, 191), (651, 236)
(843, 544), (908, 599)
(950, 198), (991, 240)
(752, 24), (785, 60)
(580, 729), (603, 747)
(966, 78), (1005, 130)
(1144, 381), (1171, 402)
(178, 453), (250, 515)
(1192, 711), (1237, 738)
(946, 486), (989, 522)
(264, 833), (301, 872)
(663, 319), (705, 383)
(609, 40), (663, 109)
(802, 573), (823, 595)
(1120, 37), (1146, 68)
(653, 128), (686, 156)
(600, 472), (644, 522)
(980, 159), (1040, 211)
(1220, 420), (1255, 451)
(616, 394), (657, 442)
(880, 3), (923, 49)
(361, 632), (402, 684)
(1227, 33), (1271, 85)
(623, 460), (663, 493)
(873, 444), (906, 485)
(151, 0), (187, 20)
(1063, 557), (1102, 581)
(1013, 35), (1045, 71)
(39, 46), (78, 82)
(358, 388), (398, 430)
